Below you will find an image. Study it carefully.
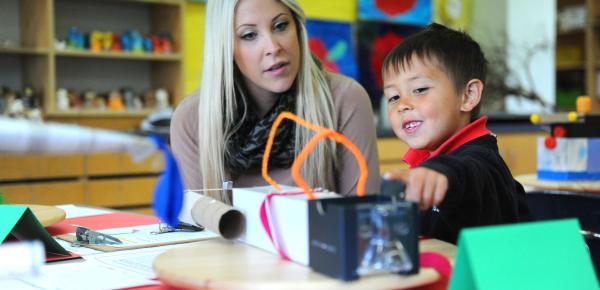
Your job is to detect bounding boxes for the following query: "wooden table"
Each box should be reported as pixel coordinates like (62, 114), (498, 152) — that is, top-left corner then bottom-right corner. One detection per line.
(517, 174), (600, 194)
(153, 238), (456, 290)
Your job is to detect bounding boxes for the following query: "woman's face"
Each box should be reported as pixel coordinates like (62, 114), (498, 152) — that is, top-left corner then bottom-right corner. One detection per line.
(234, 0), (300, 98)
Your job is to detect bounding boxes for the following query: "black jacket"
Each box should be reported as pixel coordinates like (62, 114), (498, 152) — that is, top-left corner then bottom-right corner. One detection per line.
(418, 134), (529, 244)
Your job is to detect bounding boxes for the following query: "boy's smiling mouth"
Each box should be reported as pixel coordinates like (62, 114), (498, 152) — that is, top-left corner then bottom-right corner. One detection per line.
(403, 120), (422, 133)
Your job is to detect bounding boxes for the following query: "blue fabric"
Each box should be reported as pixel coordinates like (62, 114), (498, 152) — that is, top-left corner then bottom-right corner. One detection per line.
(150, 135), (183, 227)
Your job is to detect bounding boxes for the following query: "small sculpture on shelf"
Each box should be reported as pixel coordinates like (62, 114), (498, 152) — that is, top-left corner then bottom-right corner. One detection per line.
(67, 27), (85, 50)
(112, 34), (122, 52)
(83, 90), (97, 109)
(155, 88), (170, 111)
(22, 85), (37, 109)
(68, 90), (82, 109)
(90, 31), (103, 52)
(121, 32), (132, 52)
(143, 37), (153, 53)
(56, 88), (70, 111)
(151, 36), (162, 54)
(6, 90), (25, 118)
(102, 32), (113, 51)
(107, 90), (125, 111)
(160, 32), (174, 54)
(121, 87), (135, 109)
(143, 89), (156, 109)
(131, 30), (144, 53)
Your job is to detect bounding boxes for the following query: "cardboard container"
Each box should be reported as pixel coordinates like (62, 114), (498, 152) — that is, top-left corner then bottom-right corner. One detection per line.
(232, 185), (340, 265)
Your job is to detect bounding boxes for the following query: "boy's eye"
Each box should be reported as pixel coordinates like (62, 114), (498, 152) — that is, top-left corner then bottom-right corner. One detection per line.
(387, 95), (400, 104)
(413, 87), (429, 94)
(274, 21), (289, 32)
(240, 32), (257, 41)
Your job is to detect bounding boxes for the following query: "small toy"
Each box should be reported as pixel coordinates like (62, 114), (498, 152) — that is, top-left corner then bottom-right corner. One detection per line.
(155, 88), (170, 111)
(112, 34), (122, 52)
(121, 32), (132, 52)
(83, 90), (97, 109)
(121, 87), (135, 109)
(143, 37), (153, 53)
(107, 90), (125, 111)
(91, 31), (103, 52)
(102, 32), (113, 51)
(67, 27), (85, 49)
(151, 36), (161, 53)
(131, 30), (144, 53)
(143, 89), (156, 108)
(56, 88), (70, 111)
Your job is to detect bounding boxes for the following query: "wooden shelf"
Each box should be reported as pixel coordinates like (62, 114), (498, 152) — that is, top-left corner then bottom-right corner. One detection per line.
(46, 109), (156, 118)
(557, 61), (586, 71)
(55, 49), (181, 61)
(0, 47), (49, 55)
(92, 0), (183, 5)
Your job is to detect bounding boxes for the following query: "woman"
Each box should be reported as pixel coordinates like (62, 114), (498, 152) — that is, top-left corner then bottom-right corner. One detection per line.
(171, 0), (380, 204)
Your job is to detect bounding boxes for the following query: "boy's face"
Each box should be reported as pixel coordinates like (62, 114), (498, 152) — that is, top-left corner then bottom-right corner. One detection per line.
(384, 56), (473, 152)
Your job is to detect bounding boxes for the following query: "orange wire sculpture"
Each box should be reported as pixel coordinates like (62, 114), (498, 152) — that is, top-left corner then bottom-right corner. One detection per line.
(261, 112), (368, 199)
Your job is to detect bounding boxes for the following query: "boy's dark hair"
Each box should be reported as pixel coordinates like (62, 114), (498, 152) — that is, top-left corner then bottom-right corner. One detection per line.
(382, 23), (487, 117)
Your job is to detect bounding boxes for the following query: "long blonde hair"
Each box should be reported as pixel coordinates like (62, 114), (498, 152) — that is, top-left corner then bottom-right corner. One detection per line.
(199, 0), (337, 203)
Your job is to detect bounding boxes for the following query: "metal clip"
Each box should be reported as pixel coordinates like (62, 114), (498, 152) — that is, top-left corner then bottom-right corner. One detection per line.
(71, 225), (123, 247)
(150, 222), (205, 235)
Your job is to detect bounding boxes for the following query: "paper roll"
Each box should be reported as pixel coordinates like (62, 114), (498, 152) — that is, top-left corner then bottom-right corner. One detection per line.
(191, 193), (246, 240)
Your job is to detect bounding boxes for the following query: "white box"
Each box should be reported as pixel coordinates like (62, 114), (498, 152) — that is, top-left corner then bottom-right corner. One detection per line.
(232, 185), (340, 265)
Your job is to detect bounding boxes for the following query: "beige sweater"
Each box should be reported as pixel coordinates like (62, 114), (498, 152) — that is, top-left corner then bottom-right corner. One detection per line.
(170, 72), (380, 195)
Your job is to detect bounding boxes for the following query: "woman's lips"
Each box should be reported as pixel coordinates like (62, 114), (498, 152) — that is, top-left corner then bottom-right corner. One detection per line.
(265, 62), (288, 76)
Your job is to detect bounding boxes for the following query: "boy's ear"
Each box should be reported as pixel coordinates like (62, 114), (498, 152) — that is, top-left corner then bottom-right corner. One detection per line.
(460, 79), (483, 112)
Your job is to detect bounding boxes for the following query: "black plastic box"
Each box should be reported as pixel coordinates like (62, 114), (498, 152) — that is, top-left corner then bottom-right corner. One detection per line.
(308, 195), (419, 281)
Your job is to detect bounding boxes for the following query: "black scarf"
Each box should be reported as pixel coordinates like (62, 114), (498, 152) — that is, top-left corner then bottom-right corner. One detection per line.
(224, 93), (296, 179)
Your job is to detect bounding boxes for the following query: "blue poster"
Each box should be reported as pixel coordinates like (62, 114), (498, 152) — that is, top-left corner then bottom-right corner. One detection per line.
(306, 19), (358, 80)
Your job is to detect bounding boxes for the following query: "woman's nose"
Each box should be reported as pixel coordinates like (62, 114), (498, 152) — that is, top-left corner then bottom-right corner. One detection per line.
(264, 34), (281, 56)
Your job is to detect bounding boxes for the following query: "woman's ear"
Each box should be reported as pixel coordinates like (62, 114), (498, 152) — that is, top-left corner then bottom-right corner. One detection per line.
(461, 79), (483, 112)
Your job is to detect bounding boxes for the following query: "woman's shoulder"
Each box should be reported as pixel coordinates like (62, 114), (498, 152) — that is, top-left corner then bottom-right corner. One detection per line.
(326, 72), (368, 101)
(171, 90), (201, 135)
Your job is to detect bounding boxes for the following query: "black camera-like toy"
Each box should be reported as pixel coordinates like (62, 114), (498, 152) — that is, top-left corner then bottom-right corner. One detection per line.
(308, 195), (419, 281)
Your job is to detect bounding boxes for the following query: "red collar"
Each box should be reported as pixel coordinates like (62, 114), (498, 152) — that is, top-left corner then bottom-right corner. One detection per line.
(402, 116), (491, 168)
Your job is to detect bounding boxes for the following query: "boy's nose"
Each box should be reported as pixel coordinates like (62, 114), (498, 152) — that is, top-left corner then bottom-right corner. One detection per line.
(397, 99), (412, 112)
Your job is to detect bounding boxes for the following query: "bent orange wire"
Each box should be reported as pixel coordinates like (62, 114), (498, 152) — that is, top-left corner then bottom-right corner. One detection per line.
(261, 111), (368, 200)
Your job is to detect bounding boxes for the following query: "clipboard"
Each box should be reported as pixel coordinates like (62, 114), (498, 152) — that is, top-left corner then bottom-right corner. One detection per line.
(51, 212), (219, 252)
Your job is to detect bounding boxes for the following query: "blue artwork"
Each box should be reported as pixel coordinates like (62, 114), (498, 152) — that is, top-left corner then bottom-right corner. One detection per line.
(305, 19), (358, 80)
(359, 0), (432, 26)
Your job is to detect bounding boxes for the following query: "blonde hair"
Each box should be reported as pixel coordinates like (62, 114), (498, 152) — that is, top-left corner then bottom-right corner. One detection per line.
(199, 0), (337, 203)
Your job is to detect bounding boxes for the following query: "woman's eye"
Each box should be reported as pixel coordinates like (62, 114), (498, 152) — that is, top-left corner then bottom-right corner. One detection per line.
(413, 87), (429, 94)
(387, 95), (400, 104)
(240, 32), (257, 41)
(274, 21), (289, 32)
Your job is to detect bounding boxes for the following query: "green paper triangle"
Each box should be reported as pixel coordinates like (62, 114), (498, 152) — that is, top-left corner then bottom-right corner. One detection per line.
(449, 219), (599, 290)
(0, 205), (27, 242)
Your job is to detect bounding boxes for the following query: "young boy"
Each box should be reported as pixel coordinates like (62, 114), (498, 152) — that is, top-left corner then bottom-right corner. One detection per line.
(381, 23), (529, 244)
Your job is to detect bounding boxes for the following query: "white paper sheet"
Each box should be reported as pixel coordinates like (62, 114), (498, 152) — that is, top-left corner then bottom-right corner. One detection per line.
(6, 260), (158, 290)
(84, 244), (185, 279)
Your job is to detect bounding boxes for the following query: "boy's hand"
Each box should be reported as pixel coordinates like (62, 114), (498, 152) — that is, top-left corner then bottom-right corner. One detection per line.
(405, 167), (448, 210)
(382, 168), (409, 183)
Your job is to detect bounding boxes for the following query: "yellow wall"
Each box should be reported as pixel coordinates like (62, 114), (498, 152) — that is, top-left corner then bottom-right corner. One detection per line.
(184, 3), (206, 95)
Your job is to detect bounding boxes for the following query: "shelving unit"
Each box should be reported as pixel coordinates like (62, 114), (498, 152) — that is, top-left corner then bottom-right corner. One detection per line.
(556, 0), (600, 111)
(0, 0), (185, 130)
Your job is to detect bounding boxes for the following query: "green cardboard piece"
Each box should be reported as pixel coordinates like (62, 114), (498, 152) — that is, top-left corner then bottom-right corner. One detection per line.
(0, 205), (70, 256)
(449, 219), (599, 290)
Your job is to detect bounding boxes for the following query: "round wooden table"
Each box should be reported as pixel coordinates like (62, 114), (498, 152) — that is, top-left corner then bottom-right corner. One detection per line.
(153, 238), (456, 290)
(25, 204), (66, 227)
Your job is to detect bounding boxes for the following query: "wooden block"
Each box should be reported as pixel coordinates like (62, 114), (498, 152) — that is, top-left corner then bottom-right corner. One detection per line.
(496, 133), (541, 176)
